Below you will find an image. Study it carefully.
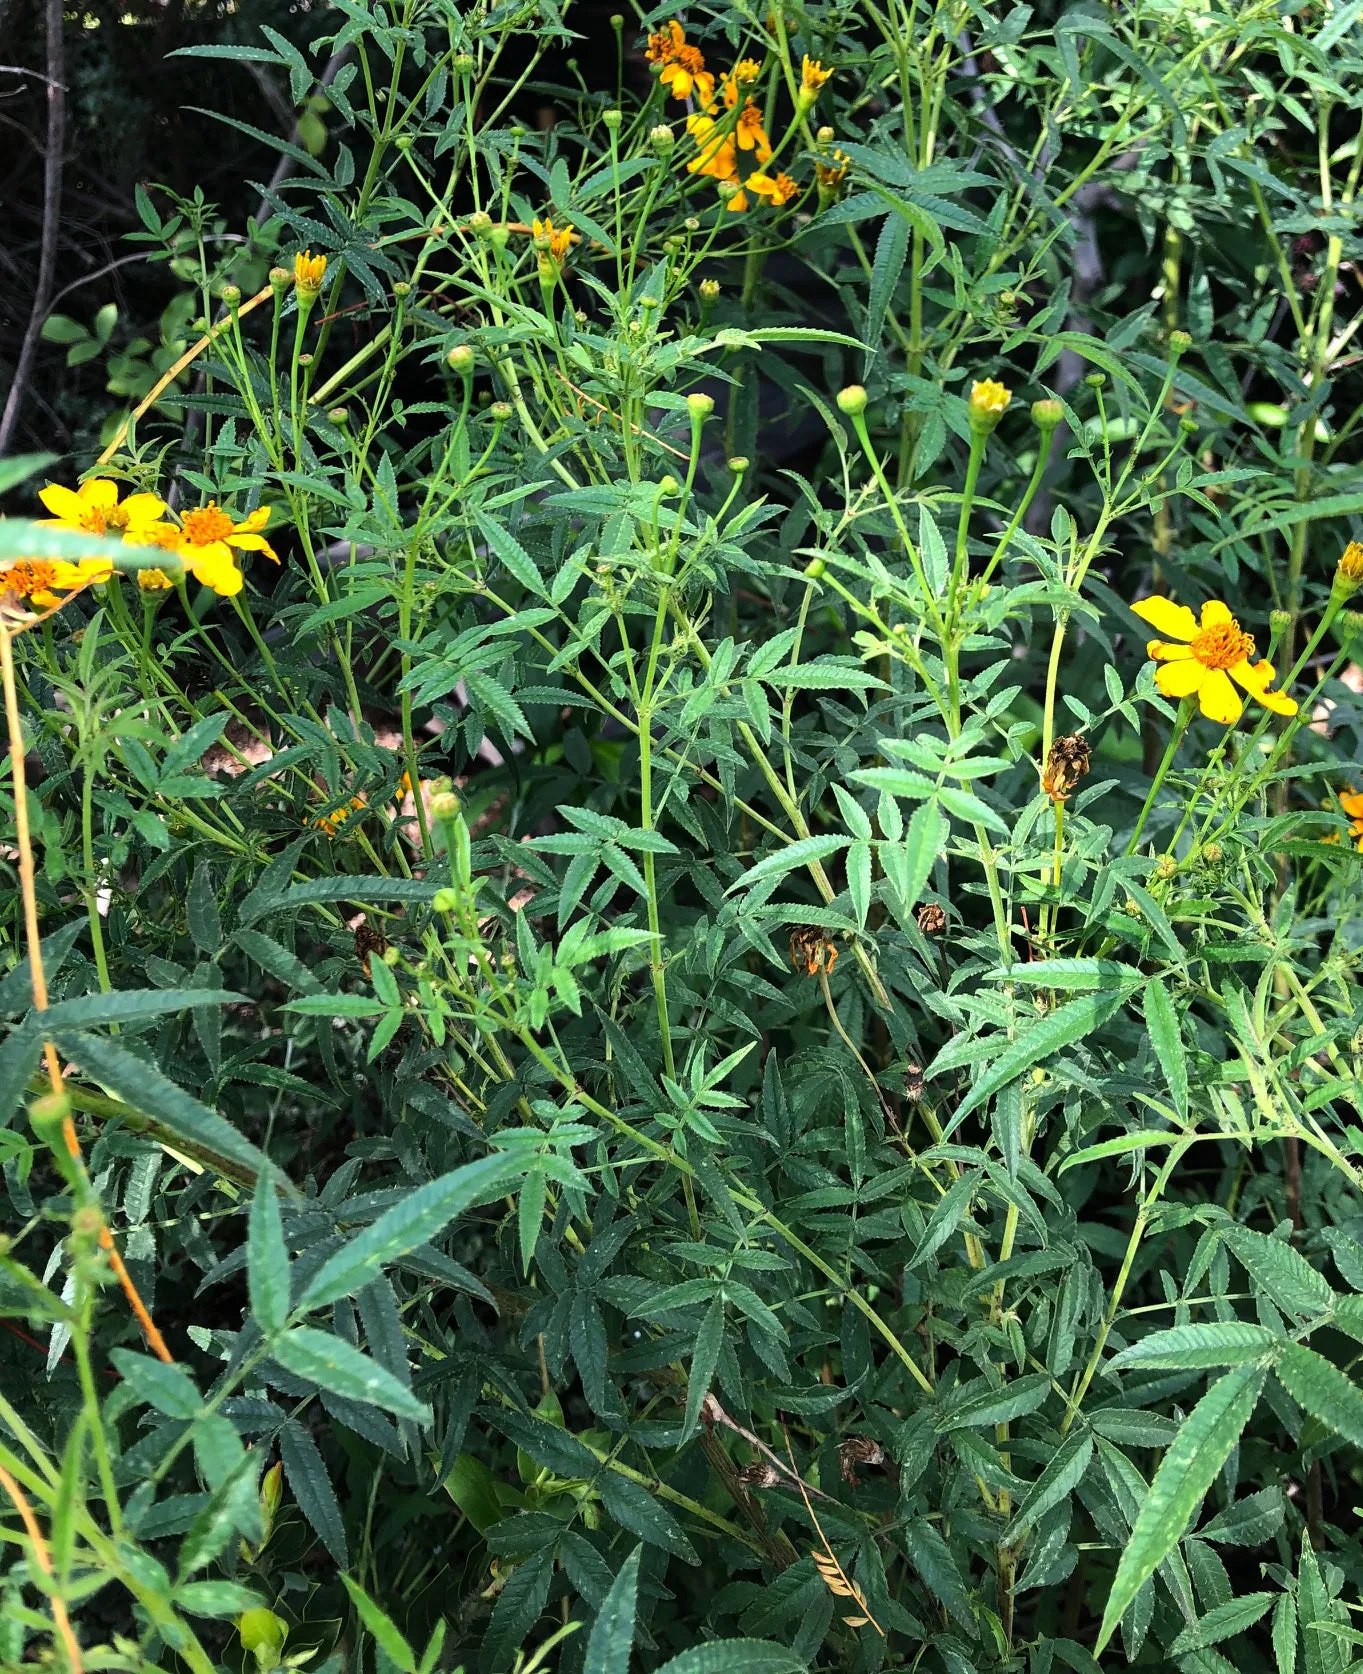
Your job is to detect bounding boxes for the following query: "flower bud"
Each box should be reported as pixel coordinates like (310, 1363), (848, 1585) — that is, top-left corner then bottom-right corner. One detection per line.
(1179, 415), (1198, 434)
(967, 377), (1011, 435)
(699, 278), (720, 301)
(467, 210), (493, 237)
(1084, 371), (1106, 390)
(1269, 608), (1292, 637)
(393, 279), (412, 298)
(1334, 540), (1363, 597)
(603, 108), (623, 130)
(659, 475), (681, 496)
(221, 283), (241, 310)
(610, 12), (623, 26)
(1340, 610), (1363, 645)
(432, 887), (458, 912)
(489, 400), (513, 422)
(137, 567), (172, 592)
(1031, 397), (1064, 430)
(447, 344), (476, 375)
(729, 456), (749, 474)
(685, 216), (700, 232)
(717, 179), (740, 202)
(452, 51), (476, 73)
(650, 122), (675, 154)
(640, 294), (660, 312)
(1169, 329), (1192, 354)
(836, 384), (868, 417)
(804, 555), (825, 579)
(817, 125), (835, 144)
(269, 266), (293, 294)
(394, 133), (414, 150)
(327, 407), (350, 426)
(490, 225), (510, 252)
(430, 790), (461, 820)
(687, 391), (715, 421)
(293, 249), (328, 298)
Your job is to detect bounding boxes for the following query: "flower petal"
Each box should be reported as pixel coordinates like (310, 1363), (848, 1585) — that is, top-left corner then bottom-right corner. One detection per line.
(1198, 668), (1243, 725)
(1227, 656), (1275, 692)
(1155, 658), (1207, 699)
(1200, 599), (1233, 631)
(1148, 639), (1195, 661)
(1340, 790), (1363, 817)
(122, 493), (168, 524)
(239, 506), (272, 533)
(226, 533), (279, 560)
(1250, 685), (1297, 716)
(38, 484), (87, 521)
(1132, 596), (1198, 642)
(79, 479), (120, 510)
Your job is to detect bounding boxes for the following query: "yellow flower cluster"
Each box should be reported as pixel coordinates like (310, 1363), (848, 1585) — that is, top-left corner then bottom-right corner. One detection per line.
(9, 478), (281, 606)
(648, 21), (833, 213)
(1133, 596), (1297, 725)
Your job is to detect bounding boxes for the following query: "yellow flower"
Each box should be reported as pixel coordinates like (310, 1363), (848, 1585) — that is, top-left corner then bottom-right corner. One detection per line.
(968, 379), (1011, 432)
(660, 43), (715, 107)
(686, 115), (739, 183)
(311, 795), (369, 836)
(746, 170), (799, 206)
(1133, 596), (1298, 725)
(735, 99), (772, 161)
(1, 556), (111, 611)
(39, 478), (166, 538)
(815, 148), (850, 194)
(1336, 540), (1363, 595)
(137, 568), (173, 592)
(294, 250), (328, 296)
(722, 60), (763, 109)
(799, 56), (832, 103)
(531, 216), (576, 266)
(176, 503), (278, 598)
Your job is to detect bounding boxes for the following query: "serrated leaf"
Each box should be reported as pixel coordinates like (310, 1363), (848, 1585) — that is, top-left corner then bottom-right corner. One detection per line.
(1096, 1362), (1266, 1651)
(1108, 1322), (1281, 1372)
(272, 1327), (430, 1424)
(654, 1644), (806, 1674)
(725, 835), (851, 894)
(1275, 1342), (1363, 1447)
(341, 1574), (416, 1673)
(279, 1418), (348, 1567)
(584, 1546), (642, 1674)
(598, 1473), (699, 1563)
(248, 1168), (291, 1336)
(1143, 975), (1187, 1117)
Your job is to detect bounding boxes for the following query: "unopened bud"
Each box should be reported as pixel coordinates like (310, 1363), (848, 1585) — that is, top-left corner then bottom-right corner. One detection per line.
(327, 407), (350, 426)
(468, 210), (493, 237)
(268, 266), (293, 294)
(1269, 608), (1292, 636)
(728, 456), (749, 474)
(393, 280), (412, 298)
(1340, 610), (1363, 645)
(804, 555), (825, 579)
(699, 278), (720, 301)
(1169, 329), (1192, 354)
(490, 226), (510, 252)
(687, 391), (715, 421)
(447, 344), (476, 375)
(836, 384), (867, 418)
(394, 134), (414, 151)
(430, 790), (461, 820)
(433, 887), (458, 912)
(452, 52), (476, 73)
(221, 284), (241, 309)
(1084, 372), (1106, 390)
(1031, 397), (1064, 430)
(817, 125), (835, 144)
(603, 108), (623, 131)
(659, 475), (681, 496)
(489, 400), (513, 422)
(610, 12), (623, 27)
(650, 123), (675, 154)
(640, 294), (660, 312)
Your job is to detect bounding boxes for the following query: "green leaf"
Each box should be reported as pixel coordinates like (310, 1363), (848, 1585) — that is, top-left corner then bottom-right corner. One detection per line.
(1143, 975), (1188, 1117)
(187, 859), (223, 954)
(109, 1351), (201, 1419)
(585, 1546), (642, 1674)
(1225, 1229), (1333, 1319)
(474, 510), (548, 599)
(944, 986), (1135, 1133)
(298, 1153), (521, 1312)
(279, 1418), (348, 1567)
(653, 1645), (806, 1674)
(483, 1549), (554, 1671)
(272, 1327), (431, 1424)
(54, 1030), (272, 1180)
(0, 921), (84, 1013)
(1275, 1342), (1363, 1447)
(1107, 1322), (1281, 1372)
(863, 213), (910, 373)
(248, 1168), (290, 1335)
(1299, 1534), (1347, 1674)
(902, 1516), (976, 1634)
(40, 988), (240, 1030)
(1004, 1432), (1093, 1541)
(725, 835), (851, 894)
(1197, 1487), (1284, 1547)
(239, 876), (442, 925)
(936, 1372), (1051, 1431)
(174, 1580), (266, 1618)
(598, 1473), (699, 1564)
(341, 1574), (416, 1673)
(1171, 1593), (1276, 1655)
(683, 1297), (726, 1442)
(909, 1169), (978, 1269)
(232, 930), (325, 996)
(1096, 1362), (1266, 1651)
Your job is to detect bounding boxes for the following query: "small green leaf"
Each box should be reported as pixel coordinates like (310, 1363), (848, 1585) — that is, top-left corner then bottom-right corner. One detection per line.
(272, 1327), (430, 1424)
(585, 1546), (642, 1674)
(247, 1168), (290, 1336)
(341, 1574), (416, 1673)
(1143, 975), (1187, 1117)
(1275, 1342), (1363, 1447)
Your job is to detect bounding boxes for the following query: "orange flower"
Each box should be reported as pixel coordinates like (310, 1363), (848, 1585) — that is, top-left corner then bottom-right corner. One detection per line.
(686, 114), (739, 182)
(1336, 788), (1363, 850)
(0, 556), (111, 612)
(799, 55), (832, 102)
(815, 149), (850, 192)
(1132, 596), (1298, 725)
(646, 19), (686, 64)
(661, 43), (715, 106)
(722, 60), (762, 108)
(532, 216), (576, 266)
(746, 170), (799, 206)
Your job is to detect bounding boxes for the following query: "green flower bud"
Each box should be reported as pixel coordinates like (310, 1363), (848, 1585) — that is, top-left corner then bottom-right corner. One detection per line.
(393, 279), (412, 298)
(467, 210), (493, 237)
(659, 475), (681, 496)
(603, 108), (623, 130)
(699, 278), (720, 301)
(268, 266), (293, 294)
(836, 384), (868, 417)
(327, 407), (350, 426)
(1031, 397), (1064, 430)
(220, 284), (241, 310)
(728, 456), (749, 473)
(453, 52), (476, 73)
(433, 887), (459, 912)
(651, 122), (675, 155)
(1084, 372), (1106, 389)
(489, 400), (513, 422)
(687, 391), (715, 421)
(447, 344), (476, 375)
(1169, 329), (1193, 354)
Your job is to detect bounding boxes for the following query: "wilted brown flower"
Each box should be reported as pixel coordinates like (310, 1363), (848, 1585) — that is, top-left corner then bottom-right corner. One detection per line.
(736, 1461), (781, 1489)
(838, 1435), (887, 1487)
(354, 923), (389, 977)
(904, 1063), (925, 1101)
(916, 902), (947, 938)
(790, 926), (838, 976)
(1041, 734), (1091, 802)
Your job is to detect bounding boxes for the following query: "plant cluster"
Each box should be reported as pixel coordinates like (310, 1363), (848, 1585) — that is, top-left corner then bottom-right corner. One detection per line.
(1, 3), (1363, 1674)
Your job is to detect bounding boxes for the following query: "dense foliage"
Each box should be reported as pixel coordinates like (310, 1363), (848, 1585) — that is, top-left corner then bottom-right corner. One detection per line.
(2, 2), (1363, 1674)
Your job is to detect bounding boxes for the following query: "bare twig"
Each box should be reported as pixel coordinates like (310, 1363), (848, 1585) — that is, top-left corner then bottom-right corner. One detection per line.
(0, 0), (65, 455)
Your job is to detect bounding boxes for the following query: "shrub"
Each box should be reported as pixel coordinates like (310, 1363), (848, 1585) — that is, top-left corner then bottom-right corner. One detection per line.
(2, 2), (1363, 1673)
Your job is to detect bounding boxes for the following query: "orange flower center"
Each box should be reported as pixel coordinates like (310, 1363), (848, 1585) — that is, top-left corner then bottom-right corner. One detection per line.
(1190, 618), (1254, 670)
(77, 506), (108, 535)
(672, 45), (705, 73)
(6, 560), (58, 596)
(103, 503), (130, 530)
(181, 504), (235, 546)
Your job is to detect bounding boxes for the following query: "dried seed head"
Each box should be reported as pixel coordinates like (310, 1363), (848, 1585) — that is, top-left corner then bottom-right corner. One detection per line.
(916, 902), (947, 938)
(1041, 733), (1090, 802)
(904, 1062), (925, 1101)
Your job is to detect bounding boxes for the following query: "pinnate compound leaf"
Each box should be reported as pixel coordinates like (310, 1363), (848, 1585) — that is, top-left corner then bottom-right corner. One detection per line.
(272, 1327), (430, 1424)
(279, 1418), (348, 1567)
(1096, 1362), (1266, 1651)
(1224, 1229), (1333, 1318)
(1107, 1322), (1281, 1373)
(1275, 1342), (1363, 1447)
(299, 1153), (523, 1311)
(585, 1546), (642, 1674)
(653, 1645), (806, 1674)
(598, 1473), (699, 1564)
